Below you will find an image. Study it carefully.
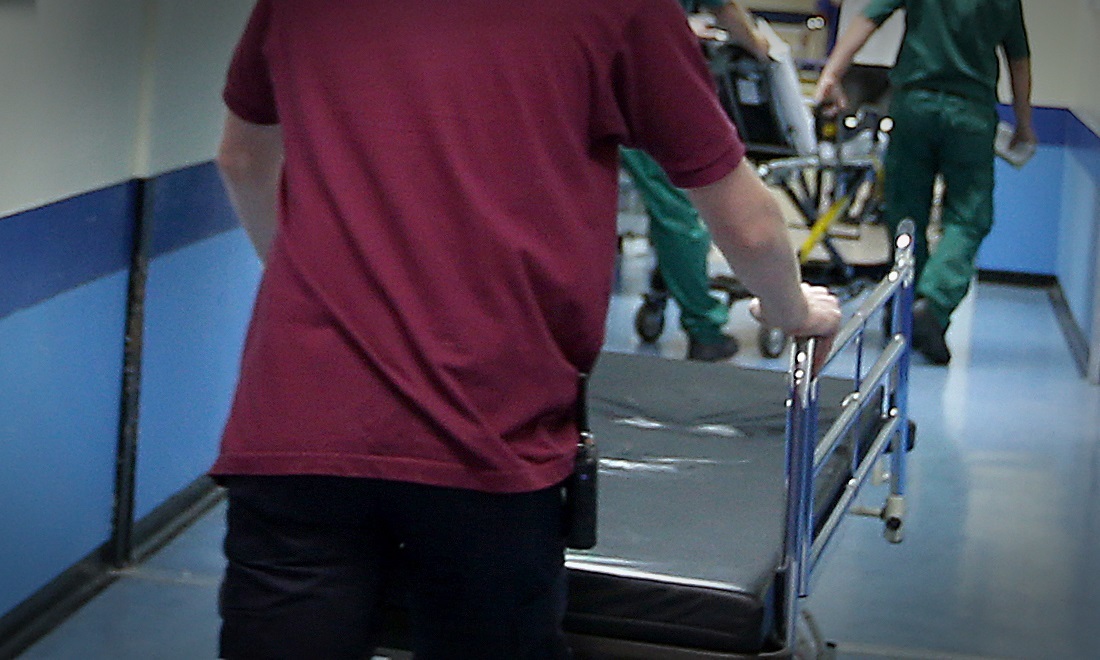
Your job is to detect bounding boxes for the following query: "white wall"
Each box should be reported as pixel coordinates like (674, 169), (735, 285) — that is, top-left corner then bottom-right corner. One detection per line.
(1066, 0), (1100, 131)
(1018, 0), (1090, 110)
(2, 1), (1096, 215)
(139, 1), (254, 177)
(0, 0), (145, 217)
(0, 0), (253, 217)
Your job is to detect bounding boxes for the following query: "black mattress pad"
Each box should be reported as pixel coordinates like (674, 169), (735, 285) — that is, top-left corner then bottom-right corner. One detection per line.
(564, 352), (875, 654)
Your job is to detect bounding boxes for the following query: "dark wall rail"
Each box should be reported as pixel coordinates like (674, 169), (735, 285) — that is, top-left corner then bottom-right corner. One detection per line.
(0, 163), (259, 658)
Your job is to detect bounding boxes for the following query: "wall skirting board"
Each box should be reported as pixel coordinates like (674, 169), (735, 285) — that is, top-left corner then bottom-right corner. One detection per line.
(0, 478), (223, 660)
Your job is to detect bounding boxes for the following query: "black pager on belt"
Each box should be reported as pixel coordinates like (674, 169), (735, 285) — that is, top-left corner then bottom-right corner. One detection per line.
(564, 375), (598, 550)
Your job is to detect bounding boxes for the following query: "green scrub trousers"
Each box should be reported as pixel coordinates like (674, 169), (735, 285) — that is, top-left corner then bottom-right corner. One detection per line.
(883, 89), (999, 329)
(620, 147), (729, 343)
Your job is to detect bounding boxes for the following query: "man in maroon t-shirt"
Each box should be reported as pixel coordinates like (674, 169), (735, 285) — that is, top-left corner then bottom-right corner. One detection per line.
(212, 1), (840, 657)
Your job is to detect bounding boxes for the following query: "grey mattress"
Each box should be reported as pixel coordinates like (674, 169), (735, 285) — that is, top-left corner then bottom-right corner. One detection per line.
(564, 352), (875, 654)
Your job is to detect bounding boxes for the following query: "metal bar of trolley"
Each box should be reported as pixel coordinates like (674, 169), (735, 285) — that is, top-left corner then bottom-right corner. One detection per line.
(813, 335), (906, 472)
(780, 220), (915, 653)
(812, 414), (902, 568)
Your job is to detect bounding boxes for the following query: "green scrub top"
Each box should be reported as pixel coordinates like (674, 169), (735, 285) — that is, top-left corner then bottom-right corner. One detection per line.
(863, 0), (1030, 105)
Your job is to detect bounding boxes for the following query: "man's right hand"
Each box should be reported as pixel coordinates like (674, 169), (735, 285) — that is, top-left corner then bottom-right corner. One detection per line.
(750, 283), (842, 372)
(751, 283), (841, 336)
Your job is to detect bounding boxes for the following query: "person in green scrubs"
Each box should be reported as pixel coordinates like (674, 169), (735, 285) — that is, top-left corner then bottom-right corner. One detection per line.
(621, 0), (769, 361)
(815, 0), (1035, 364)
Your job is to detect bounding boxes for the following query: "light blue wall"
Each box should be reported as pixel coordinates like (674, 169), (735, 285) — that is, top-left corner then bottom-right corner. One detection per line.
(0, 280), (129, 616)
(980, 107), (1099, 354)
(136, 228), (259, 520)
(982, 147), (1064, 276)
(0, 187), (133, 616)
(1059, 118), (1100, 343)
(133, 163), (262, 520)
(981, 106), (1070, 276)
(0, 168), (260, 624)
(0, 0), (256, 629)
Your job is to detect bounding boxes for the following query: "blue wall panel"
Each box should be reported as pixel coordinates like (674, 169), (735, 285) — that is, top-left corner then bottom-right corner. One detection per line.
(0, 163), (263, 622)
(979, 106), (1070, 275)
(981, 147), (1063, 275)
(135, 230), (260, 520)
(0, 184), (136, 319)
(134, 164), (260, 520)
(149, 163), (239, 259)
(0, 184), (134, 617)
(1058, 118), (1100, 341)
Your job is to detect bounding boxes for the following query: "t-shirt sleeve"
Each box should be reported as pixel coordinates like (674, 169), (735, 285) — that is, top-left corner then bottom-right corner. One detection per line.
(223, 0), (279, 125)
(862, 0), (905, 26)
(614, 0), (745, 189)
(1001, 1), (1031, 61)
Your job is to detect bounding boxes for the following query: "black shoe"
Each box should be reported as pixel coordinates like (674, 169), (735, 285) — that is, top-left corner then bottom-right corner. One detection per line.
(911, 298), (951, 365)
(688, 334), (740, 361)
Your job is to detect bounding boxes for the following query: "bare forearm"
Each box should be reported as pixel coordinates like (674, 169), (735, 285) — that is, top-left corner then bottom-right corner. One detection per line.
(815, 14), (877, 107)
(219, 165), (280, 262)
(1008, 57), (1033, 134)
(713, 2), (769, 59)
(216, 114), (284, 263)
(687, 160), (808, 331)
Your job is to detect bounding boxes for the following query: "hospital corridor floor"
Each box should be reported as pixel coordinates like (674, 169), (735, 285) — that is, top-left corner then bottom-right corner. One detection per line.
(18, 244), (1100, 659)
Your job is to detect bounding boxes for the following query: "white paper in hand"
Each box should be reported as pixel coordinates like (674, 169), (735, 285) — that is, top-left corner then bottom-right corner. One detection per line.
(995, 121), (1036, 168)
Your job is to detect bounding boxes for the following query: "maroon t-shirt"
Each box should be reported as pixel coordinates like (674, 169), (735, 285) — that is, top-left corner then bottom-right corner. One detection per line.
(211, 0), (745, 492)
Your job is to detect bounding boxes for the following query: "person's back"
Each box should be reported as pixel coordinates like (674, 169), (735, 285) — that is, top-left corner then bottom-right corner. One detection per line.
(879, 0), (1030, 104)
(214, 2), (842, 656)
(214, 0), (743, 493)
(818, 0), (1033, 365)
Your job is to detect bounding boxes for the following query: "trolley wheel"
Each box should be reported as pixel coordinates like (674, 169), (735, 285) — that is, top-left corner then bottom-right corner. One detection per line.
(634, 298), (667, 343)
(758, 326), (788, 358)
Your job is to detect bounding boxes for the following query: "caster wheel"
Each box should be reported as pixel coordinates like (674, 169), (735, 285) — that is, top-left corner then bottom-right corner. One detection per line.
(634, 299), (666, 343)
(758, 326), (788, 359)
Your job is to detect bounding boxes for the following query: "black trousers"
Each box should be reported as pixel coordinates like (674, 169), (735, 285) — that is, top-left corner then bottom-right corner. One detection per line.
(218, 476), (570, 659)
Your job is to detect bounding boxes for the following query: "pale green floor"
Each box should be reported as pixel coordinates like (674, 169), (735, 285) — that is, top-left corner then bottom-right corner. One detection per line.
(20, 239), (1100, 659)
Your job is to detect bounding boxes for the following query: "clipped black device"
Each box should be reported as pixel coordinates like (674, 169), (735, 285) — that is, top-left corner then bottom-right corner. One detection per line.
(563, 374), (598, 550)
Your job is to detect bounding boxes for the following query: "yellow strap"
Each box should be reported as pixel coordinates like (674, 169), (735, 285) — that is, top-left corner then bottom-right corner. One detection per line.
(799, 198), (846, 263)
